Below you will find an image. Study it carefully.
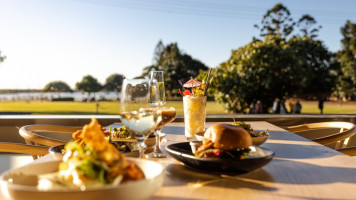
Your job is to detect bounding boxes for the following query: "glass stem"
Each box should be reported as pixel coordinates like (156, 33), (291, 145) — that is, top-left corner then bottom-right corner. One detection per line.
(154, 129), (163, 153)
(138, 140), (147, 159)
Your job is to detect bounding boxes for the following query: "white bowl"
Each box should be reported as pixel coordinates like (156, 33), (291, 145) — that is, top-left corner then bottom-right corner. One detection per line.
(0, 158), (164, 200)
(189, 141), (203, 154)
(251, 135), (270, 146)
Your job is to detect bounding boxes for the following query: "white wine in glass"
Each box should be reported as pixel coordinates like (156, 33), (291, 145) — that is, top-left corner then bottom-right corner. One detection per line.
(119, 79), (161, 159)
(147, 71), (174, 158)
(150, 71), (166, 107)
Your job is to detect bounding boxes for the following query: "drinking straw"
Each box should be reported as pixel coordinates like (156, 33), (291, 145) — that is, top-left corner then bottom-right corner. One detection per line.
(178, 79), (185, 90)
(203, 68), (212, 96)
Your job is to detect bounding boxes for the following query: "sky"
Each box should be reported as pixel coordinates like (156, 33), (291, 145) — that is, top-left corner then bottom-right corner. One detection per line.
(0, 0), (355, 89)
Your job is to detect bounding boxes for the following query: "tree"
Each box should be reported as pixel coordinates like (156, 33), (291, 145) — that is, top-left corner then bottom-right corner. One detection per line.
(208, 35), (335, 113)
(152, 40), (165, 65)
(255, 4), (322, 40)
(211, 3), (329, 113)
(297, 14), (322, 38)
(334, 20), (356, 100)
(288, 36), (336, 97)
(76, 75), (102, 102)
(139, 41), (209, 97)
(43, 81), (72, 98)
(255, 3), (295, 38)
(104, 73), (125, 99)
(135, 41), (166, 79)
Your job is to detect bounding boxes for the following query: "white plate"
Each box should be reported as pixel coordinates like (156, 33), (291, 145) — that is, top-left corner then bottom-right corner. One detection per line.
(0, 158), (164, 200)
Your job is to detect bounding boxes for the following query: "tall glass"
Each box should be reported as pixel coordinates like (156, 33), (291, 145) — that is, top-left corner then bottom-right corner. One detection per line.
(147, 71), (171, 158)
(183, 95), (207, 140)
(149, 71), (166, 106)
(120, 79), (161, 159)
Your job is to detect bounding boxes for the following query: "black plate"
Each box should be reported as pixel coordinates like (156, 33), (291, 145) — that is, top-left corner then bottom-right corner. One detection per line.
(166, 142), (274, 173)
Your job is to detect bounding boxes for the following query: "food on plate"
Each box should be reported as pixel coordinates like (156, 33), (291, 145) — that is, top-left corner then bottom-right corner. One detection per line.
(72, 121), (110, 146)
(109, 125), (157, 152)
(110, 125), (134, 139)
(110, 125), (155, 140)
(194, 124), (252, 159)
(74, 123), (149, 152)
(233, 120), (269, 137)
(109, 125), (137, 152)
(38, 118), (144, 191)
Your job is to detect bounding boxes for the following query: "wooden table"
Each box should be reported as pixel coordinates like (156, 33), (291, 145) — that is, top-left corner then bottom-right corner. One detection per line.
(148, 121), (356, 200)
(2, 121), (356, 200)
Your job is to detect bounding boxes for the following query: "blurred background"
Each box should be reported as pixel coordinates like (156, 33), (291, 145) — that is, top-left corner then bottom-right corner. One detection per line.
(0, 0), (355, 115)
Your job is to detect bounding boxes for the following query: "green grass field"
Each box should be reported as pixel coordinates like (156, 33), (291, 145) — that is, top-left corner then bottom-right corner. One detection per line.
(296, 100), (356, 114)
(0, 100), (354, 115)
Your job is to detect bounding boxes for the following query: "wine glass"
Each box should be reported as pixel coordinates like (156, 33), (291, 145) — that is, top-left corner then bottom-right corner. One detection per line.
(119, 79), (162, 159)
(147, 71), (174, 158)
(148, 107), (176, 158)
(149, 71), (166, 106)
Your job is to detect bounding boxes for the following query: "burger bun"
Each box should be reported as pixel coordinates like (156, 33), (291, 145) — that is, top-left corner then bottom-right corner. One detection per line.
(204, 124), (252, 150)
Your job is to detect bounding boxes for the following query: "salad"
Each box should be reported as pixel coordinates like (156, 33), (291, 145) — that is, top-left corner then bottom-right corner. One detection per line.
(110, 125), (134, 139)
(38, 118), (144, 191)
(109, 125), (136, 152)
(232, 120), (269, 137)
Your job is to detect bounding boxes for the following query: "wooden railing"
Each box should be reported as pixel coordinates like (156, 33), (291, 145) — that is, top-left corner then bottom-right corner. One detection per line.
(0, 114), (355, 144)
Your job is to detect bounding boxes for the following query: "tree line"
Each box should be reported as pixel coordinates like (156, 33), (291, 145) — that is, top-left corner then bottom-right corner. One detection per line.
(42, 74), (125, 101)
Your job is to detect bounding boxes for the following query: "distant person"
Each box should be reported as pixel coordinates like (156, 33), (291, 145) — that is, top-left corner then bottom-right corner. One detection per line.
(272, 98), (280, 114)
(289, 98), (296, 113)
(255, 100), (263, 114)
(280, 99), (287, 114)
(293, 100), (302, 114)
(318, 98), (325, 114)
(249, 100), (256, 114)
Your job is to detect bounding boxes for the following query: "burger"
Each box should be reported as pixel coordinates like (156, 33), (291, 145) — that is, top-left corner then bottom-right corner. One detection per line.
(194, 124), (252, 159)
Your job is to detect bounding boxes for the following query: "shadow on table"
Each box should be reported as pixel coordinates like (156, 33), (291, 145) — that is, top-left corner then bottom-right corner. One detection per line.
(165, 163), (277, 191)
(165, 155), (356, 186)
(264, 158), (356, 185)
(262, 142), (337, 159)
